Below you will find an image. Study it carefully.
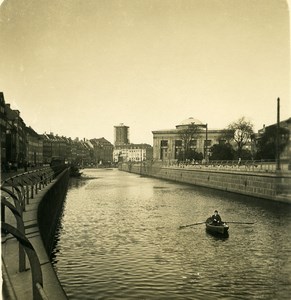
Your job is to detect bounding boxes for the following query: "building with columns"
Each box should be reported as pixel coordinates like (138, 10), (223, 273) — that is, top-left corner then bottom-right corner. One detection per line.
(152, 117), (225, 161)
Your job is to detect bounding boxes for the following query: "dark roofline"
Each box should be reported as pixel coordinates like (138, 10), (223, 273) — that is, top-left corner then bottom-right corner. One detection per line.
(26, 126), (39, 137)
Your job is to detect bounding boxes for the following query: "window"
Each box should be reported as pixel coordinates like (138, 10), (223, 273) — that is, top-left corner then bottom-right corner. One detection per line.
(161, 140), (168, 147)
(160, 140), (168, 160)
(174, 140), (182, 159)
(189, 140), (197, 147)
(204, 140), (212, 146)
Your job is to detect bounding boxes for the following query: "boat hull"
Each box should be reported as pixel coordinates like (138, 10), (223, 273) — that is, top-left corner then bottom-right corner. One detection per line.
(205, 218), (229, 235)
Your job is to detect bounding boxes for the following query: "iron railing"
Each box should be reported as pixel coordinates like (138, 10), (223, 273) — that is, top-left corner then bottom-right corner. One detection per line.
(162, 159), (289, 173)
(1, 167), (56, 300)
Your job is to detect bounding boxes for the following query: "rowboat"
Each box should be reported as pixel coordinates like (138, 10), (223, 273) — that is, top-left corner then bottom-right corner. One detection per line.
(205, 217), (229, 235)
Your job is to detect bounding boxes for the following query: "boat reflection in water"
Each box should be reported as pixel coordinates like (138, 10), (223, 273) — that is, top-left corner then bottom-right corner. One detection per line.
(205, 228), (229, 239)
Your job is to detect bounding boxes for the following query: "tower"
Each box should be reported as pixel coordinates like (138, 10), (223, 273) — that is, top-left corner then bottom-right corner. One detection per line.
(114, 123), (129, 146)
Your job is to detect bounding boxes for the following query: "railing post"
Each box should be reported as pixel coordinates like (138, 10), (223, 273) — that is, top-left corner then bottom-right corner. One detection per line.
(11, 178), (15, 194)
(1, 195), (26, 272)
(1, 199), (5, 224)
(35, 178), (38, 195)
(38, 173), (42, 190)
(31, 183), (34, 198)
(22, 177), (33, 204)
(20, 177), (27, 204)
(1, 222), (45, 300)
(24, 178), (31, 204)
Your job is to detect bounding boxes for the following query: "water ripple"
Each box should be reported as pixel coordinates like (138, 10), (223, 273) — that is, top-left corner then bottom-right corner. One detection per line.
(52, 169), (291, 299)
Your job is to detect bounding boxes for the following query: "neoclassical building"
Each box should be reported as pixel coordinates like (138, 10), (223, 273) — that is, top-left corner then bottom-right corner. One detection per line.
(152, 117), (225, 161)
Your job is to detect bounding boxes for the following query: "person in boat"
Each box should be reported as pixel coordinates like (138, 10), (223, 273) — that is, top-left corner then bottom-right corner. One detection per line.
(211, 210), (222, 225)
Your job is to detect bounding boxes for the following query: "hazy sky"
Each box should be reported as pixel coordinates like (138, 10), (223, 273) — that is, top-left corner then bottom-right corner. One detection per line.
(0, 0), (290, 145)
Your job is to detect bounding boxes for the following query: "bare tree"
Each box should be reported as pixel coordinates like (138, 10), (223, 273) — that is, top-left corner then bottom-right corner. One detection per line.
(178, 123), (203, 160)
(227, 117), (254, 158)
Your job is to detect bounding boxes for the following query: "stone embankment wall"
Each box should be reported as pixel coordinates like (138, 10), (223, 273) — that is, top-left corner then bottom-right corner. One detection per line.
(38, 168), (70, 255)
(119, 162), (291, 204)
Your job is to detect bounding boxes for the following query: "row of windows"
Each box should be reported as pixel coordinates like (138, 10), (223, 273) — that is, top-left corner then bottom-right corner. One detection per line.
(160, 139), (213, 147)
(128, 149), (144, 152)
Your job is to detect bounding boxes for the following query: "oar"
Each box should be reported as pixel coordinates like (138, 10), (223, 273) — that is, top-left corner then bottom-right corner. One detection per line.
(225, 221), (255, 224)
(179, 222), (205, 229)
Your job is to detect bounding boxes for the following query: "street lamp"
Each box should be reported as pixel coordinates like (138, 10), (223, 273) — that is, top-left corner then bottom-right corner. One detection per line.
(276, 97), (281, 171)
(205, 123), (208, 163)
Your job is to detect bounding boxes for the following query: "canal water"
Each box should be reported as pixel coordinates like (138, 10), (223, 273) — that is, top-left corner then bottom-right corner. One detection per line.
(51, 168), (291, 300)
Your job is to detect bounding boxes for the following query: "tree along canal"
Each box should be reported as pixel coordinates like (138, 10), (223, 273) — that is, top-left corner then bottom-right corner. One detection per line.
(51, 168), (291, 300)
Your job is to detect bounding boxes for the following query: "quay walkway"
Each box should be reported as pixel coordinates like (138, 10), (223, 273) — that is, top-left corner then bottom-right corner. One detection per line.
(1, 168), (68, 299)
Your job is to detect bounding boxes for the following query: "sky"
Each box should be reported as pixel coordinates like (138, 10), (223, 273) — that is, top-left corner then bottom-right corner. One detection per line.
(0, 0), (290, 145)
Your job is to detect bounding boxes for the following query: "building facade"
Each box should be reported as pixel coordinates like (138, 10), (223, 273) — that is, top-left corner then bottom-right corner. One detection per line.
(113, 123), (153, 163)
(281, 118), (291, 162)
(90, 137), (114, 165)
(26, 126), (43, 166)
(113, 143), (153, 163)
(152, 117), (225, 162)
(256, 117), (291, 163)
(0, 93), (116, 169)
(5, 103), (27, 168)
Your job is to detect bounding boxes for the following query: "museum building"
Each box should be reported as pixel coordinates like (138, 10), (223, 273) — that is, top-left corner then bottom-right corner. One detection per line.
(152, 117), (225, 161)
